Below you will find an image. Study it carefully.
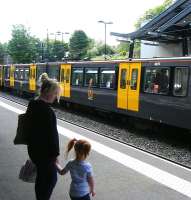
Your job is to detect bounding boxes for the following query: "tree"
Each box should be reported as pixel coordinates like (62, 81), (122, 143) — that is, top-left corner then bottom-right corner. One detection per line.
(96, 42), (115, 56)
(116, 42), (130, 56)
(51, 40), (68, 61)
(8, 24), (40, 63)
(135, 0), (173, 29)
(69, 30), (90, 60)
(0, 43), (7, 64)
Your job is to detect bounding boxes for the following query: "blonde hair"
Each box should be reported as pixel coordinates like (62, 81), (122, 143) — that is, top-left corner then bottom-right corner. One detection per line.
(39, 73), (49, 83)
(40, 76), (61, 102)
(66, 138), (91, 160)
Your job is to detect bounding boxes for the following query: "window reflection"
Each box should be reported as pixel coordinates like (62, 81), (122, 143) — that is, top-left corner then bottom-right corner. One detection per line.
(144, 68), (170, 94)
(100, 69), (115, 89)
(72, 68), (83, 86)
(173, 67), (188, 96)
(85, 68), (98, 87)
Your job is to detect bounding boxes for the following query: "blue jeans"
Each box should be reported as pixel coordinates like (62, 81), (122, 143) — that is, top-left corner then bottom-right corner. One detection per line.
(70, 194), (91, 200)
(34, 161), (57, 200)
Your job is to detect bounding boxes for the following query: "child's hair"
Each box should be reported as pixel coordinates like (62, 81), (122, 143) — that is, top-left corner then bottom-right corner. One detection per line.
(66, 138), (91, 160)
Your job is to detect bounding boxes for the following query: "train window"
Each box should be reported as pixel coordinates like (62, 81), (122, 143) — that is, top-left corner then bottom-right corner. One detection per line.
(144, 68), (170, 94)
(130, 69), (138, 90)
(60, 68), (64, 82)
(85, 68), (98, 87)
(20, 69), (24, 80)
(5, 68), (10, 79)
(72, 68), (83, 86)
(49, 67), (59, 81)
(173, 67), (189, 97)
(120, 69), (126, 89)
(65, 69), (70, 83)
(15, 69), (19, 80)
(100, 69), (115, 89)
(24, 69), (29, 80)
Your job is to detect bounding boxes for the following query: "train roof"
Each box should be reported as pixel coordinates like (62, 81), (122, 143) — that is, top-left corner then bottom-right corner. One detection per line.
(2, 56), (191, 67)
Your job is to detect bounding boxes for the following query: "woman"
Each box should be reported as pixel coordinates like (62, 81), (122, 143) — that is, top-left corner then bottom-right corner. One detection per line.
(26, 76), (60, 200)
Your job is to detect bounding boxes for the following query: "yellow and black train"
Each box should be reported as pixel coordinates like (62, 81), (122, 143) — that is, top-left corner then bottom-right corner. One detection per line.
(0, 57), (190, 130)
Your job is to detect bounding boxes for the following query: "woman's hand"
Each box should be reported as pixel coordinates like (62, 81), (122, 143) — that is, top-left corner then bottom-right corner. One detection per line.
(55, 159), (63, 175)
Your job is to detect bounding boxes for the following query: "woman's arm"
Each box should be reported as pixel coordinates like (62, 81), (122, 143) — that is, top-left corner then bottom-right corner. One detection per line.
(55, 162), (64, 175)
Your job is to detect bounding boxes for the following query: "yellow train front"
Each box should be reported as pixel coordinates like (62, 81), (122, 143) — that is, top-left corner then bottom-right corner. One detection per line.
(1, 58), (191, 130)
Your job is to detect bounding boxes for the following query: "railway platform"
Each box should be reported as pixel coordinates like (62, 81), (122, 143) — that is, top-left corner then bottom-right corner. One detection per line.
(0, 96), (191, 200)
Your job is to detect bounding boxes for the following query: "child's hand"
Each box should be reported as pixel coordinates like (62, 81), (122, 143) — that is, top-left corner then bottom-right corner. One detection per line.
(90, 190), (96, 197)
(57, 168), (63, 175)
(55, 162), (63, 175)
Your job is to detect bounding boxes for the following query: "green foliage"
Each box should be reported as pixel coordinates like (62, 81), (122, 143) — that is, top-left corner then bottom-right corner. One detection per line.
(69, 30), (90, 60)
(116, 42), (129, 56)
(8, 24), (40, 63)
(134, 41), (141, 58)
(97, 43), (115, 56)
(0, 43), (7, 64)
(135, 0), (173, 29)
(46, 40), (68, 62)
(87, 40), (116, 60)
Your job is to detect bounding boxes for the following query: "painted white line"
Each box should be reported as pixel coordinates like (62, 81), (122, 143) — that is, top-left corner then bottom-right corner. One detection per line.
(0, 101), (24, 114)
(1, 96), (190, 173)
(1, 99), (191, 198)
(61, 119), (191, 173)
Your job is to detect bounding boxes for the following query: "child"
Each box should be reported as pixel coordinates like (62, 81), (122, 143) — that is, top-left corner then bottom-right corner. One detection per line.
(56, 138), (96, 200)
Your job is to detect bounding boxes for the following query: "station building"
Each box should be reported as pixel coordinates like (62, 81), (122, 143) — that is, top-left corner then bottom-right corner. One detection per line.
(111, 0), (191, 58)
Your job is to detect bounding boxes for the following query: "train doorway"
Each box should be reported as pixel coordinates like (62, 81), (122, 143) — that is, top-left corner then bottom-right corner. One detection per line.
(117, 62), (141, 111)
(10, 65), (15, 87)
(29, 64), (36, 91)
(60, 64), (71, 98)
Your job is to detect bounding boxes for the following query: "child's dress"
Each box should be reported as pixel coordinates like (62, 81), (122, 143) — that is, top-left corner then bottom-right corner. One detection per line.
(64, 159), (93, 198)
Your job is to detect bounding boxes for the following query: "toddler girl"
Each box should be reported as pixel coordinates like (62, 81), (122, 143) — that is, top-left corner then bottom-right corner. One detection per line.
(56, 138), (95, 200)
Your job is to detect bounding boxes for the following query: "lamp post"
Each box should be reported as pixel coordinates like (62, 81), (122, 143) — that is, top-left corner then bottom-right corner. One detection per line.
(98, 20), (113, 60)
(56, 31), (70, 43)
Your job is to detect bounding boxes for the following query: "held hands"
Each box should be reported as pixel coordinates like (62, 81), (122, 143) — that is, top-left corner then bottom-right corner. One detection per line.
(90, 190), (96, 197)
(55, 159), (63, 175)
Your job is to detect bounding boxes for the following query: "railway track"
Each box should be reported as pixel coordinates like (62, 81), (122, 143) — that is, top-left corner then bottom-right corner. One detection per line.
(1, 91), (191, 170)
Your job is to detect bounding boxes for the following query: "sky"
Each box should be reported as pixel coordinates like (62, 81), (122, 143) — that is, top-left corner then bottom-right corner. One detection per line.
(0, 0), (165, 45)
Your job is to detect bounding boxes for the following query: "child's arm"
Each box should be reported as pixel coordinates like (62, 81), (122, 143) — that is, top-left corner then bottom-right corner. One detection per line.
(87, 176), (96, 197)
(55, 161), (68, 175)
(55, 162), (63, 175)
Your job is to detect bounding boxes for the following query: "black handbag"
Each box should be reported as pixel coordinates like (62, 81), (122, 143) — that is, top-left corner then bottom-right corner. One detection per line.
(14, 113), (29, 145)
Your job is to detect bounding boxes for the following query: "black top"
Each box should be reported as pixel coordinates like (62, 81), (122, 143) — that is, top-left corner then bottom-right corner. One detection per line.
(26, 99), (60, 162)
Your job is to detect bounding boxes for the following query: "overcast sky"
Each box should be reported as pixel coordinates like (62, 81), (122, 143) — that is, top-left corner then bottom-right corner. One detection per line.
(0, 0), (165, 45)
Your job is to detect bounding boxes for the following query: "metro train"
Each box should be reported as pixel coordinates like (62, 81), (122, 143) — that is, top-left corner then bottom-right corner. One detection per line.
(0, 57), (190, 130)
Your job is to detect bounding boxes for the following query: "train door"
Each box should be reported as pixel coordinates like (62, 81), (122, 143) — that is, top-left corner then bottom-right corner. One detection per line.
(60, 64), (71, 98)
(117, 62), (141, 111)
(10, 65), (15, 87)
(29, 64), (36, 91)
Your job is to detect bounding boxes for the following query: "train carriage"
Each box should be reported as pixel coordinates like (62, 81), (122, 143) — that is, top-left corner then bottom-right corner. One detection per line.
(139, 58), (191, 130)
(69, 62), (118, 110)
(1, 57), (191, 130)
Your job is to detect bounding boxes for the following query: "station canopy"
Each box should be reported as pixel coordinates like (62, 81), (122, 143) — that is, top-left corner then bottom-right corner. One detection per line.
(111, 0), (191, 43)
